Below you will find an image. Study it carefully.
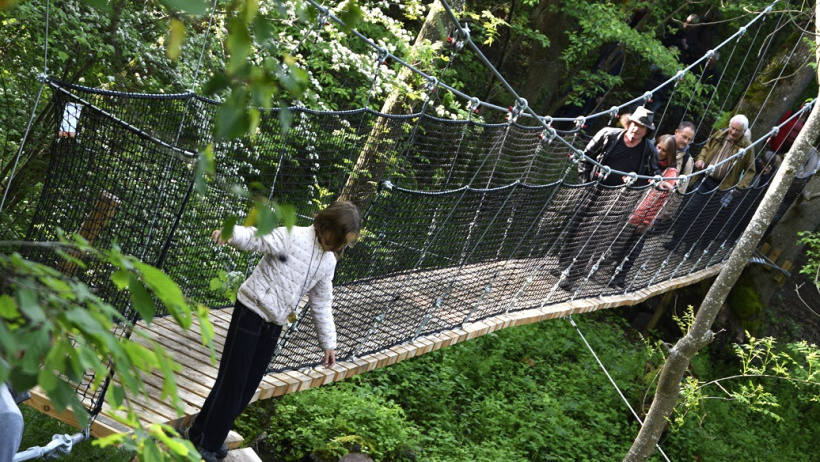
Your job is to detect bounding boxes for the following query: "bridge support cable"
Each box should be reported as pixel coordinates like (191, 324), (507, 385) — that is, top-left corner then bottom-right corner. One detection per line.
(568, 316), (672, 462)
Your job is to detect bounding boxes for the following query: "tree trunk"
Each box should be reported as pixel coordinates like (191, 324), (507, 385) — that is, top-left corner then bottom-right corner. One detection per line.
(623, 11), (820, 459)
(339, 0), (464, 208)
(736, 29), (816, 141)
(517, 0), (573, 114)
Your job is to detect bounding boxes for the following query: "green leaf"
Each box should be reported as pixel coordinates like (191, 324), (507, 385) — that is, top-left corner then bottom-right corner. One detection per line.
(157, 0), (209, 15)
(17, 288), (45, 324)
(128, 274), (156, 322)
(0, 294), (17, 319)
(141, 439), (163, 461)
(279, 202), (296, 230)
(202, 74), (231, 96)
(226, 17), (252, 71)
(166, 18), (185, 60)
(216, 91), (251, 139)
(111, 269), (129, 290)
(252, 15), (274, 43)
(65, 307), (108, 335)
(221, 216), (237, 242)
(109, 384), (125, 408)
(254, 202), (276, 236)
(133, 262), (187, 315)
(338, 0), (363, 32)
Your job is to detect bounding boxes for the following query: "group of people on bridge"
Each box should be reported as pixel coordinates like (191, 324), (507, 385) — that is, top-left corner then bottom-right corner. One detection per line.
(557, 105), (816, 291)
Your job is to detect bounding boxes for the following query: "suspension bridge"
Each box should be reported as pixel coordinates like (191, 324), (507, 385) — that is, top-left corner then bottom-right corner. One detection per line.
(5, 0), (816, 454)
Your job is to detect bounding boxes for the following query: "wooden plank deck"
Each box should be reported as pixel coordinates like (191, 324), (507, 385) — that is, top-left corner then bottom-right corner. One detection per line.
(25, 263), (723, 438)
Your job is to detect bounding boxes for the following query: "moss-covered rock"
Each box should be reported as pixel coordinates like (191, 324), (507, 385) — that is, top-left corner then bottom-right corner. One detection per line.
(727, 275), (764, 336)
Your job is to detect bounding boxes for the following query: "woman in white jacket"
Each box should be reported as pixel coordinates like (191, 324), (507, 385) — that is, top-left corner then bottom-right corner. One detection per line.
(187, 201), (361, 461)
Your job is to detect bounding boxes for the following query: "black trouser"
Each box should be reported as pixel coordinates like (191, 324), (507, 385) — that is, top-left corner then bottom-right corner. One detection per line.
(558, 187), (622, 282)
(670, 176), (721, 250)
(189, 300), (283, 453)
(602, 223), (647, 285)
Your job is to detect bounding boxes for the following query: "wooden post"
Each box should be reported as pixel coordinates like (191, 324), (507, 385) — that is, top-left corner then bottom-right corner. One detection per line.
(58, 190), (121, 276)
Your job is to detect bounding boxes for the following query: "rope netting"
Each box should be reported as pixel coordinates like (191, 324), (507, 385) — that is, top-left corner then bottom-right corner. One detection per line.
(20, 77), (807, 414)
(12, 0), (818, 417)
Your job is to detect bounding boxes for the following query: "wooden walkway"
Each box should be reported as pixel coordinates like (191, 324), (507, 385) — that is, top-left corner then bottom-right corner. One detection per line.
(25, 263), (723, 438)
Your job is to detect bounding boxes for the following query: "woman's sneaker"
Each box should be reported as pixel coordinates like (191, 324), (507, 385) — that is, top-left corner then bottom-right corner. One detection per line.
(180, 425), (228, 460)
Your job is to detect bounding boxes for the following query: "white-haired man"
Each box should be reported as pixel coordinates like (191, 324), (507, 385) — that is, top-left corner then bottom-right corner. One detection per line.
(694, 114), (756, 190)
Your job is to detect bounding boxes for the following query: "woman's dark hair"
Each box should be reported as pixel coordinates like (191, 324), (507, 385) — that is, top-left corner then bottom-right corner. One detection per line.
(314, 201), (361, 252)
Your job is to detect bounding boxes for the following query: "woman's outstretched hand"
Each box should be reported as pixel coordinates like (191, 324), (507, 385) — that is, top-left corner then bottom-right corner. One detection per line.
(322, 349), (336, 368)
(211, 229), (231, 245)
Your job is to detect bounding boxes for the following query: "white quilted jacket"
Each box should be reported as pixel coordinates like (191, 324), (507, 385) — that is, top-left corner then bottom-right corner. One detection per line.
(231, 225), (337, 349)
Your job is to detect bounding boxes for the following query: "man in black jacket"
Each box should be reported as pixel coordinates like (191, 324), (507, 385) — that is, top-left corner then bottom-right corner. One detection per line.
(558, 107), (661, 290)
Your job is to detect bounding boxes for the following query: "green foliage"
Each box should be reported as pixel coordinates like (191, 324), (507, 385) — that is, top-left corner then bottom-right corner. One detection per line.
(0, 235), (215, 461)
(232, 312), (820, 461)
(247, 385), (421, 461)
(209, 269), (244, 302)
(799, 230), (820, 289)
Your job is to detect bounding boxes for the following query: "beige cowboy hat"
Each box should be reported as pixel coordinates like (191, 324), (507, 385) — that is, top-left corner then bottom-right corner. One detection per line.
(627, 106), (656, 131)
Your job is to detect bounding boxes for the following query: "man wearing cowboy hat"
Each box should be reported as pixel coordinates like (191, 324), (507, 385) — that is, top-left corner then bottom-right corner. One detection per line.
(559, 107), (663, 291)
(578, 106), (661, 186)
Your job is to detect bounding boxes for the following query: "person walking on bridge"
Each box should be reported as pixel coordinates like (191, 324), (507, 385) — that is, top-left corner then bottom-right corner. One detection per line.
(667, 114), (756, 251)
(557, 107), (662, 290)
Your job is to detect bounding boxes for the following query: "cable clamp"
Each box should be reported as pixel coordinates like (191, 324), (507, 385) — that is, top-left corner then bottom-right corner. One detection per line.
(570, 150), (583, 164)
(623, 172), (638, 186)
(738, 26), (747, 37)
(317, 8), (330, 27)
(574, 116), (586, 130)
(376, 47), (389, 66)
(598, 165), (612, 180)
(674, 70), (685, 81)
(609, 106), (619, 119)
(769, 126), (779, 138)
(539, 126), (556, 144)
(652, 175), (665, 189)
(426, 76), (438, 93)
(461, 23), (471, 43)
(467, 97), (480, 114)
(506, 98), (527, 123)
(36, 73), (48, 83)
(379, 180), (394, 192)
(643, 91), (653, 103)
